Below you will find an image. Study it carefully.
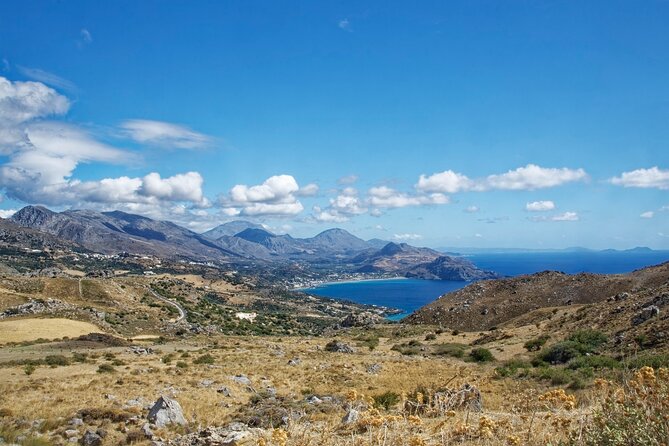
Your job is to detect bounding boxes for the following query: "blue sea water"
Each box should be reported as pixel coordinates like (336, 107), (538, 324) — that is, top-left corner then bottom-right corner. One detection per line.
(302, 251), (669, 319)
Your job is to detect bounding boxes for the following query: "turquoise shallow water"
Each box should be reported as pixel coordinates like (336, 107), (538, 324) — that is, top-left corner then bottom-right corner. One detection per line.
(302, 251), (669, 319)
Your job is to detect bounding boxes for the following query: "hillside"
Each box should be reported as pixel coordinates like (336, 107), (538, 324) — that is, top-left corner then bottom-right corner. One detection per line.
(406, 262), (669, 334)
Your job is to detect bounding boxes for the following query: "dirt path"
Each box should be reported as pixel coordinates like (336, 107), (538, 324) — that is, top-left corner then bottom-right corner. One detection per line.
(149, 288), (186, 322)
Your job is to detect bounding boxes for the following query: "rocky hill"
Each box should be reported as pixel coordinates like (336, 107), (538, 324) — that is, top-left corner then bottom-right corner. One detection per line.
(405, 255), (499, 281)
(406, 262), (669, 332)
(11, 206), (237, 261)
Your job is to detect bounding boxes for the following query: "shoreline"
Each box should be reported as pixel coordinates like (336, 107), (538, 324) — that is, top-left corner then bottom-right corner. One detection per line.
(296, 275), (408, 290)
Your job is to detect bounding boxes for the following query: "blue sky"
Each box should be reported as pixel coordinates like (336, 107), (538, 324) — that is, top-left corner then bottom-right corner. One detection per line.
(0, 1), (668, 249)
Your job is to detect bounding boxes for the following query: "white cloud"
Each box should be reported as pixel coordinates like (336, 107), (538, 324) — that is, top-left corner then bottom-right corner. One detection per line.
(474, 233), (483, 238)
(141, 172), (205, 203)
(417, 164), (588, 194)
(640, 211), (654, 219)
(485, 165), (587, 190)
(121, 119), (212, 149)
(313, 205), (349, 223)
(80, 29), (92, 44)
(337, 174), (358, 185)
(464, 205), (480, 213)
(0, 76), (69, 126)
(416, 170), (476, 194)
(393, 233), (422, 241)
(610, 167), (669, 190)
(526, 200), (556, 212)
(312, 188), (367, 222)
(16, 67), (78, 93)
(220, 174), (304, 217)
(368, 186), (449, 208)
(530, 211), (579, 222)
(338, 18), (352, 32)
(296, 183), (319, 196)
(0, 209), (16, 218)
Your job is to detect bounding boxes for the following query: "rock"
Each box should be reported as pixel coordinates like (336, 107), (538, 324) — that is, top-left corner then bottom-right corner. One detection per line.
(217, 386), (232, 397)
(632, 305), (660, 326)
(141, 423), (154, 439)
(199, 379), (215, 388)
(167, 425), (256, 446)
(324, 340), (355, 353)
(366, 363), (382, 374)
(147, 396), (187, 428)
(287, 358), (301, 366)
(69, 418), (84, 427)
(64, 430), (79, 439)
(231, 374), (252, 386)
(306, 396), (322, 405)
(80, 430), (102, 446)
(95, 429), (107, 439)
(341, 409), (359, 424)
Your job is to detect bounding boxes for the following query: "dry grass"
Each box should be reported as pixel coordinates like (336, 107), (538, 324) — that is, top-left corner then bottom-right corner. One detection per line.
(0, 318), (100, 344)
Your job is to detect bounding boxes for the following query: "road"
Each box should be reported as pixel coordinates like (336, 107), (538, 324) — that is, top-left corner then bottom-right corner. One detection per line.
(148, 288), (187, 323)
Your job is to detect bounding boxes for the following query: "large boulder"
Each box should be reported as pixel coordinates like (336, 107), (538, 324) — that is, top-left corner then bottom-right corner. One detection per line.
(324, 340), (355, 353)
(632, 305), (660, 326)
(147, 396), (187, 428)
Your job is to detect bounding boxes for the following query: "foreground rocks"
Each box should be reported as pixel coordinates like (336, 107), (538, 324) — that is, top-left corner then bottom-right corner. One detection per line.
(147, 396), (187, 428)
(168, 423), (262, 446)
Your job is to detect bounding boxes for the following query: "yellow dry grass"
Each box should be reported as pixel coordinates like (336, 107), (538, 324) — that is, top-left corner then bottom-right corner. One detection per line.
(0, 317), (100, 344)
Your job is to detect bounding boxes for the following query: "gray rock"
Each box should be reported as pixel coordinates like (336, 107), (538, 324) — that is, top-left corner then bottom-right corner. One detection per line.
(633, 305), (660, 326)
(306, 396), (322, 405)
(69, 418), (84, 427)
(342, 409), (359, 424)
(80, 430), (102, 446)
(167, 426), (254, 446)
(366, 363), (382, 374)
(199, 379), (215, 388)
(217, 386), (232, 397)
(324, 340), (355, 353)
(147, 396), (187, 428)
(64, 430), (79, 439)
(141, 423), (154, 439)
(231, 374), (252, 386)
(287, 358), (301, 366)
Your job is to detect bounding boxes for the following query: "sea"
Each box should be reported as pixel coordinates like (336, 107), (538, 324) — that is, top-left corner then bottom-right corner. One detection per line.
(302, 251), (669, 320)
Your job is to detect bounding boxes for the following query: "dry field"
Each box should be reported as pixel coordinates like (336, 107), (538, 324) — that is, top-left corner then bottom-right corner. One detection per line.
(0, 318), (101, 344)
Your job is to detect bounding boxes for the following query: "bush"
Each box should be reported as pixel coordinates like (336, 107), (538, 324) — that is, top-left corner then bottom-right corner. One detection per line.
(568, 355), (620, 370)
(176, 361), (188, 369)
(625, 353), (669, 370)
(24, 363), (36, 375)
(433, 343), (466, 358)
(193, 354), (215, 365)
(373, 391), (401, 410)
(44, 355), (69, 367)
(469, 348), (495, 363)
(524, 335), (550, 352)
(568, 329), (607, 350)
(97, 364), (115, 373)
(424, 333), (437, 341)
(538, 341), (584, 364)
(574, 367), (669, 445)
(494, 359), (532, 377)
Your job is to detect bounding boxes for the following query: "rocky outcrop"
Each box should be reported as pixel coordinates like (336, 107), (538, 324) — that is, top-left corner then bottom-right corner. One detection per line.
(324, 340), (355, 353)
(405, 255), (499, 281)
(340, 312), (384, 328)
(147, 396), (187, 428)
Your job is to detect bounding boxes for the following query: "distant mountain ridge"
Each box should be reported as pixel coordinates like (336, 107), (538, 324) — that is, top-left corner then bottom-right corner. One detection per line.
(9, 206), (495, 281)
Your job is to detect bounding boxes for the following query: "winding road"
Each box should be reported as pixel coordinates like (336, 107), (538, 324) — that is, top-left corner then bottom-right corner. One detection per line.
(148, 288), (187, 323)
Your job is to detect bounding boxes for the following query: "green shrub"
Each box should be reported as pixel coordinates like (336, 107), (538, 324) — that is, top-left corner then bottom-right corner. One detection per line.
(424, 333), (437, 341)
(568, 355), (620, 370)
(568, 329), (607, 350)
(494, 359), (532, 377)
(433, 343), (466, 358)
(24, 363), (36, 375)
(625, 353), (669, 370)
(469, 348), (495, 363)
(176, 361), (188, 369)
(44, 355), (69, 367)
(193, 354), (215, 365)
(538, 341), (584, 364)
(524, 335), (550, 352)
(97, 364), (115, 374)
(373, 391), (401, 410)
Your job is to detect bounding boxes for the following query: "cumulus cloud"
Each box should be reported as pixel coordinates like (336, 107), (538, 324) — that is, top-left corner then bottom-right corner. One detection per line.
(416, 164), (588, 194)
(610, 167), (669, 190)
(219, 174), (305, 217)
(121, 119), (212, 149)
(368, 186), (449, 208)
(312, 188), (367, 222)
(0, 76), (69, 127)
(0, 209), (16, 218)
(393, 233), (422, 241)
(464, 205), (480, 213)
(526, 200), (556, 212)
(640, 211), (654, 219)
(141, 172), (205, 203)
(338, 18), (352, 32)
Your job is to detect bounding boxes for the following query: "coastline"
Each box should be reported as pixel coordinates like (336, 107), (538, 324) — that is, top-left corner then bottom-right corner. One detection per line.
(296, 275), (408, 290)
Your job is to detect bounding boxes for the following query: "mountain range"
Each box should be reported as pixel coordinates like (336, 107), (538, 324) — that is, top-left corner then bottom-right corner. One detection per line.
(6, 206), (496, 281)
